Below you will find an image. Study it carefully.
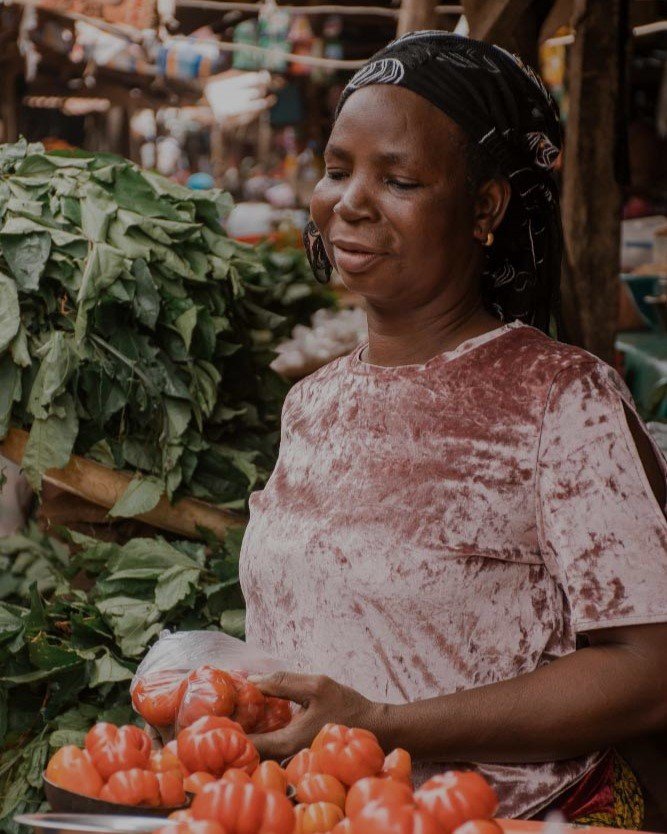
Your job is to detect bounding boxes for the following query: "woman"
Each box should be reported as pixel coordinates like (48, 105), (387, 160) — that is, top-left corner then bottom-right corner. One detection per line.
(240, 33), (667, 826)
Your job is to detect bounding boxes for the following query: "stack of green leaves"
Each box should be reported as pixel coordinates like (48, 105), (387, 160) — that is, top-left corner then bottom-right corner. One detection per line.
(0, 522), (245, 831)
(0, 139), (306, 515)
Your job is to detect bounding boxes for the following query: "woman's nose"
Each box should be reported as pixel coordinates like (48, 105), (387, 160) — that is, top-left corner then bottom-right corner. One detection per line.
(334, 177), (377, 222)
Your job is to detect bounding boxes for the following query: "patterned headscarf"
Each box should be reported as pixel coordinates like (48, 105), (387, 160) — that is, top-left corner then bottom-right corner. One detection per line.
(305, 31), (563, 335)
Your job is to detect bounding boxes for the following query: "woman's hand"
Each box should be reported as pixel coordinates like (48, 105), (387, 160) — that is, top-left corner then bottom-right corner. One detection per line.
(247, 672), (383, 760)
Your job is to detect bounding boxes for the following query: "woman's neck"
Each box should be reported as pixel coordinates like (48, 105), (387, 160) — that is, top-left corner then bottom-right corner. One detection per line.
(362, 294), (501, 367)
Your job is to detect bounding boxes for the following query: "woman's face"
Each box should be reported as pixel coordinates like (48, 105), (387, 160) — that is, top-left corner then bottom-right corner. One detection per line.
(310, 85), (482, 306)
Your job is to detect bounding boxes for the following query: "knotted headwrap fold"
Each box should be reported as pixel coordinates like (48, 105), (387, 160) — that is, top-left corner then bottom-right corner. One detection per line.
(309, 32), (564, 335)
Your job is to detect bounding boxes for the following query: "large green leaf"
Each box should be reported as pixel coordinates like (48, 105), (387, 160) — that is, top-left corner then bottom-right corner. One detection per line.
(108, 475), (163, 518)
(0, 232), (51, 292)
(0, 273), (19, 353)
(21, 393), (78, 490)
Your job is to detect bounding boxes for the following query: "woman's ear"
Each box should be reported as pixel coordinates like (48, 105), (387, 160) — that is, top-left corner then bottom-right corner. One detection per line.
(472, 178), (511, 244)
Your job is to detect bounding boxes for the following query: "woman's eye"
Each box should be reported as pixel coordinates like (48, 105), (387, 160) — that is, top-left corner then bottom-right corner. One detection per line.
(387, 179), (420, 190)
(326, 170), (347, 181)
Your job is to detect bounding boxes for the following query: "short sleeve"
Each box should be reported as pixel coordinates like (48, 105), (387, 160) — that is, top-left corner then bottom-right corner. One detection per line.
(536, 360), (667, 632)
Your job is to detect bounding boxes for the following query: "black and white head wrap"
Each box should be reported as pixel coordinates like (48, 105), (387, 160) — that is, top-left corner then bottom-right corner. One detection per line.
(306, 32), (564, 335)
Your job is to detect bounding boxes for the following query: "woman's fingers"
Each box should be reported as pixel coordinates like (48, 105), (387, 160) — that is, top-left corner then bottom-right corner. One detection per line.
(249, 671), (328, 704)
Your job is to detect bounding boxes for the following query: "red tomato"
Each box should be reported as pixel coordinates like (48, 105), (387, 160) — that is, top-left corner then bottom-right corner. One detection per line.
(45, 746), (104, 798)
(150, 748), (188, 776)
(382, 749), (413, 785)
(331, 821), (353, 834)
(252, 760), (289, 793)
(229, 672), (265, 733)
(253, 697), (291, 734)
(177, 716), (259, 777)
(350, 800), (442, 834)
(156, 823), (227, 834)
(169, 810), (196, 821)
(296, 773), (346, 810)
(179, 666), (237, 729)
(191, 781), (295, 834)
(295, 802), (344, 834)
(286, 749), (324, 785)
(132, 671), (187, 728)
(85, 723), (152, 780)
(221, 768), (253, 785)
(415, 772), (498, 832)
(345, 777), (414, 819)
(312, 724), (385, 786)
(157, 769), (186, 807)
(453, 821), (504, 834)
(185, 772), (217, 794)
(99, 768), (161, 807)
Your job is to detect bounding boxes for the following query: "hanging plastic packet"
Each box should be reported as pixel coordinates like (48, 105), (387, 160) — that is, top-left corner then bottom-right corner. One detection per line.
(130, 630), (294, 740)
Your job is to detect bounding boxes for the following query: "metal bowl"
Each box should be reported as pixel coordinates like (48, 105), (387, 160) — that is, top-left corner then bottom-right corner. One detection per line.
(14, 812), (169, 834)
(43, 776), (190, 817)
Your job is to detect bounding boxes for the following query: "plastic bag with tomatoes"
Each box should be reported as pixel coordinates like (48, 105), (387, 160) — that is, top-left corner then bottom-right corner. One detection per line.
(130, 631), (294, 739)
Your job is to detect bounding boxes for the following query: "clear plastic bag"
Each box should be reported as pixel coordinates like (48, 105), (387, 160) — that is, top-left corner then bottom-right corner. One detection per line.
(130, 630), (294, 740)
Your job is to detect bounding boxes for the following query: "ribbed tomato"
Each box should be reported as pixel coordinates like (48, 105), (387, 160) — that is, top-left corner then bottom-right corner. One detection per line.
(132, 671), (187, 728)
(168, 810), (196, 821)
(157, 769), (186, 807)
(99, 768), (161, 807)
(345, 777), (414, 819)
(331, 820), (353, 834)
(252, 760), (289, 793)
(150, 748), (188, 776)
(286, 749), (324, 785)
(221, 768), (253, 785)
(349, 800), (442, 834)
(85, 723), (152, 780)
(294, 802), (344, 834)
(229, 672), (265, 733)
(45, 746), (104, 798)
(414, 771), (498, 832)
(177, 716), (259, 777)
(179, 667), (238, 729)
(296, 773), (346, 810)
(156, 822), (227, 834)
(312, 724), (385, 786)
(453, 820), (504, 834)
(253, 697), (292, 734)
(191, 780), (295, 834)
(185, 772), (217, 794)
(381, 749), (412, 784)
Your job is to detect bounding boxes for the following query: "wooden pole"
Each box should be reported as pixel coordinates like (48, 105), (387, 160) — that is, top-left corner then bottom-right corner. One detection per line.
(560, 0), (629, 362)
(397, 0), (439, 36)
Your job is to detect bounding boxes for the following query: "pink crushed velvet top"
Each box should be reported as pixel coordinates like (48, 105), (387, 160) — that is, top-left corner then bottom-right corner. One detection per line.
(240, 321), (667, 818)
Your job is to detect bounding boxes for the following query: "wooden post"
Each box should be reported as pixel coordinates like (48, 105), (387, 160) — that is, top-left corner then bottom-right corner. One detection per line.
(397, 0), (439, 36)
(560, 0), (629, 362)
(463, 0), (550, 69)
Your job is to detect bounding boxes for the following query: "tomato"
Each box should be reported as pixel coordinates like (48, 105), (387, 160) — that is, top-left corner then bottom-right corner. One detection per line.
(177, 716), (259, 777)
(99, 768), (161, 807)
(132, 670), (187, 728)
(156, 823), (227, 834)
(252, 760), (288, 793)
(345, 777), (414, 819)
(286, 749), (323, 785)
(312, 725), (385, 786)
(185, 772), (218, 794)
(253, 696), (292, 734)
(221, 768), (253, 785)
(85, 723), (152, 780)
(349, 800), (442, 834)
(453, 820), (504, 834)
(157, 769), (186, 807)
(179, 666), (237, 729)
(415, 771), (498, 832)
(45, 745), (104, 798)
(294, 802), (344, 834)
(331, 821), (353, 834)
(229, 672), (265, 733)
(150, 748), (188, 776)
(169, 810), (196, 821)
(192, 781), (295, 834)
(382, 749), (412, 785)
(296, 774), (346, 810)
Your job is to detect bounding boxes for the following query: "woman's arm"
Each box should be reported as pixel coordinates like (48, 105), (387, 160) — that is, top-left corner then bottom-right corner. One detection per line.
(249, 622), (667, 762)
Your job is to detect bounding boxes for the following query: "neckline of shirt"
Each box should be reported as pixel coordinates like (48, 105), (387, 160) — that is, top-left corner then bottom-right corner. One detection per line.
(349, 320), (527, 374)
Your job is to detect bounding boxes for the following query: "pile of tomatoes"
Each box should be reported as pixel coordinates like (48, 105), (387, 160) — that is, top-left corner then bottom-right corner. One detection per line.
(131, 665), (291, 734)
(45, 717), (502, 834)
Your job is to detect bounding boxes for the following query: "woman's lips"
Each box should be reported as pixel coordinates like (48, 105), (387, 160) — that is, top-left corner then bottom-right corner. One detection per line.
(332, 244), (387, 274)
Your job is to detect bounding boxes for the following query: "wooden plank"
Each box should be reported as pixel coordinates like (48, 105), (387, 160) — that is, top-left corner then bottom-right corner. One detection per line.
(397, 0), (439, 36)
(0, 428), (246, 539)
(560, 0), (628, 362)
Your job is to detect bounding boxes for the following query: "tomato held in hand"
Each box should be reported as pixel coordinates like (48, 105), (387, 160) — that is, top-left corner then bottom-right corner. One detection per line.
(85, 723), (152, 780)
(350, 800), (442, 834)
(229, 672), (265, 733)
(381, 749), (412, 785)
(252, 760), (289, 793)
(157, 769), (186, 807)
(177, 716), (259, 777)
(345, 777), (414, 819)
(296, 773), (346, 810)
(132, 671), (187, 728)
(286, 749), (324, 785)
(179, 667), (237, 729)
(453, 820), (504, 834)
(156, 823), (227, 834)
(192, 780), (295, 834)
(185, 772), (217, 794)
(294, 802), (344, 834)
(99, 769), (161, 807)
(415, 771), (498, 832)
(312, 724), (385, 786)
(45, 746), (104, 798)
(253, 696), (292, 734)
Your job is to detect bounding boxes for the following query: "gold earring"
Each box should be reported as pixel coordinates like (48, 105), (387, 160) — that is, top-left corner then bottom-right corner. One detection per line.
(482, 231), (494, 247)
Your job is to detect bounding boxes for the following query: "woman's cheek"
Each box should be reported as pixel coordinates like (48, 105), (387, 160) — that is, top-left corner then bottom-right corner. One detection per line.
(310, 178), (338, 233)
